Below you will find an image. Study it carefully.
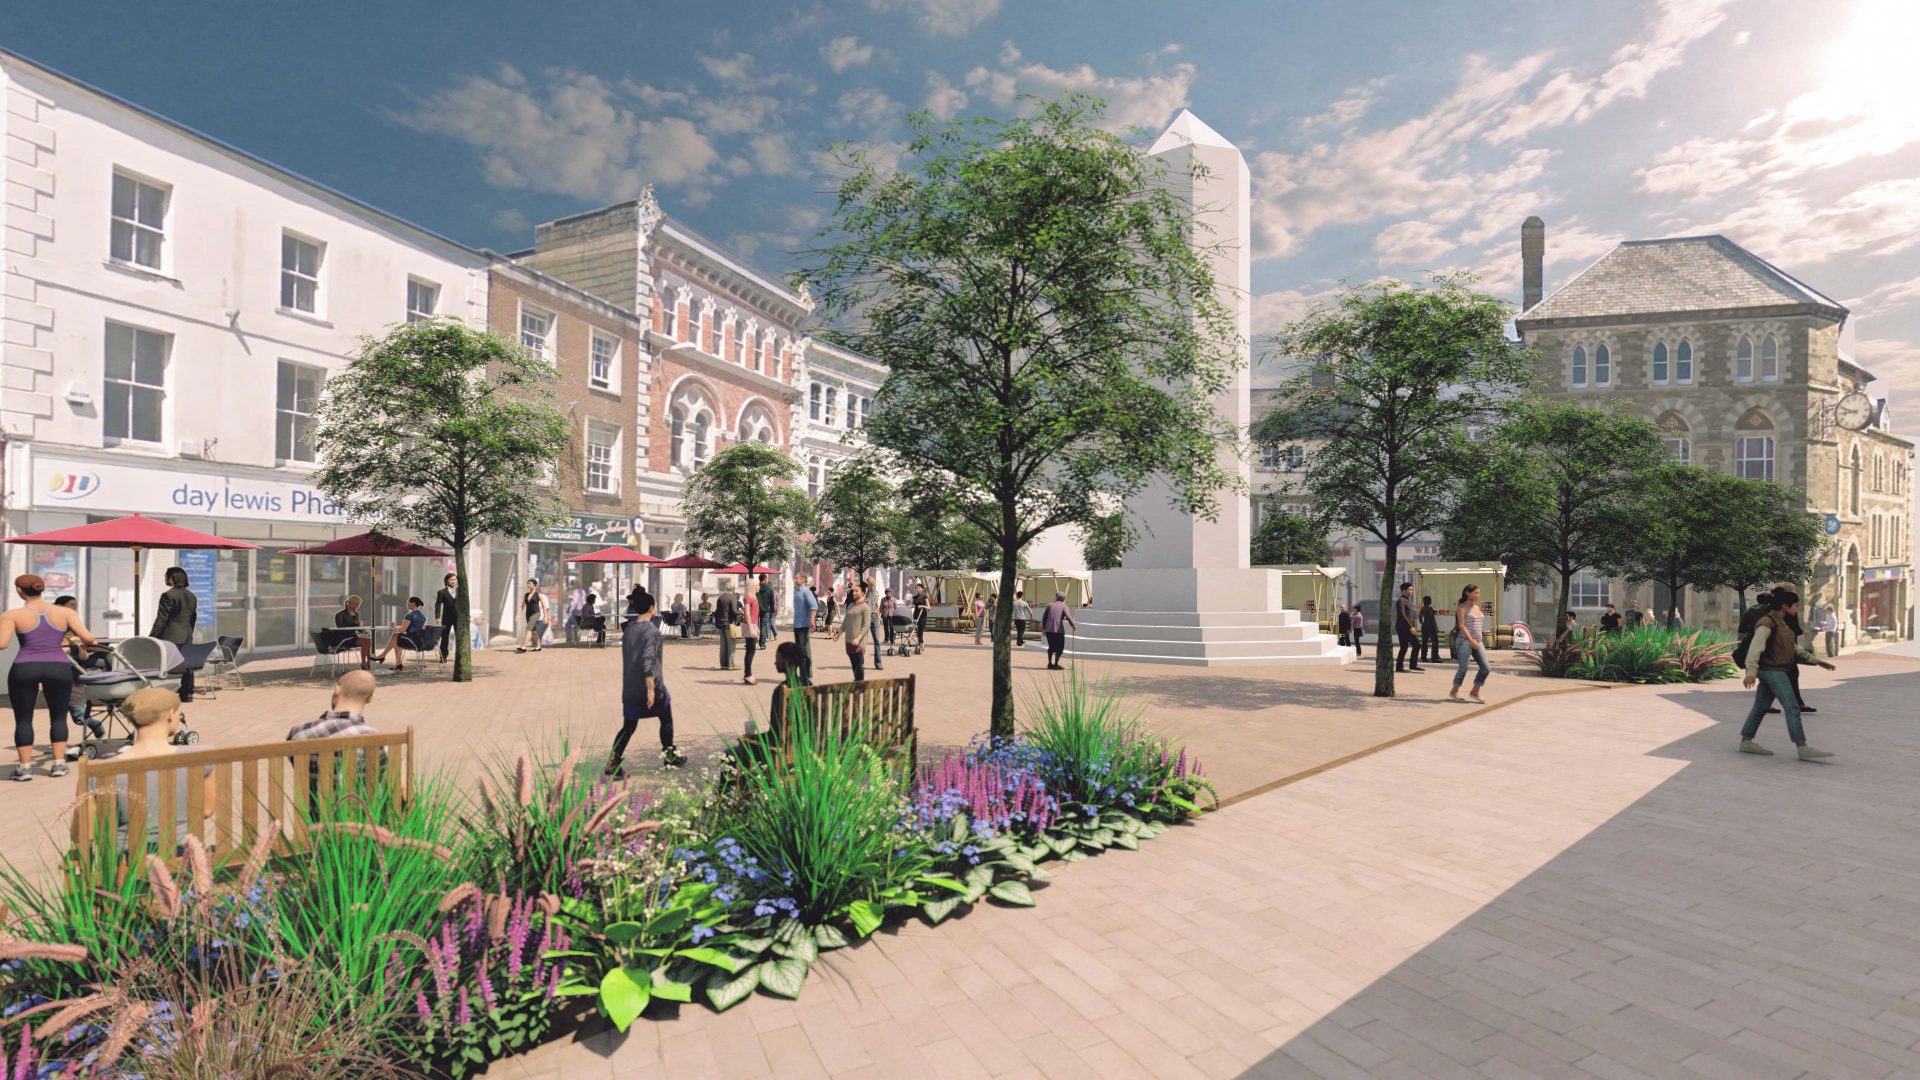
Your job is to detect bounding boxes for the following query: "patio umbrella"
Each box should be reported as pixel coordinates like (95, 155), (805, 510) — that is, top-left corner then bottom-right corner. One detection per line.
(713, 562), (780, 576)
(567, 546), (663, 621)
(4, 513), (258, 633)
(282, 531), (451, 622)
(654, 553), (722, 614)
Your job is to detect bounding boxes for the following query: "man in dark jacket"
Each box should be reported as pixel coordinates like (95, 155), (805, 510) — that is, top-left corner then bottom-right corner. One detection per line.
(1394, 582), (1422, 672)
(1419, 596), (1441, 663)
(607, 588), (683, 776)
(1337, 605), (1352, 647)
(149, 566), (199, 702)
(433, 573), (459, 662)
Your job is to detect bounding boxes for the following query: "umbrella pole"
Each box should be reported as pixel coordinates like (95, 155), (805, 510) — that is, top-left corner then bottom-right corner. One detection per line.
(132, 545), (144, 636)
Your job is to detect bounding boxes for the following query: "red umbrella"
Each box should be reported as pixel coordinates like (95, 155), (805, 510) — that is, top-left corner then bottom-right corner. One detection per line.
(281, 530), (450, 560)
(4, 513), (258, 631)
(565, 546), (662, 564)
(654, 554), (722, 612)
(714, 562), (780, 575)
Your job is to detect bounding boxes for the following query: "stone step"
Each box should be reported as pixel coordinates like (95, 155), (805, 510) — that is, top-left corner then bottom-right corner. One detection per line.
(1057, 645), (1355, 667)
(1071, 609), (1316, 629)
(1041, 633), (1350, 660)
(1063, 620), (1327, 643)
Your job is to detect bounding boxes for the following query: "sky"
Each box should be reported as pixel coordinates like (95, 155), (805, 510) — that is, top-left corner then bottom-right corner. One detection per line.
(12, 0), (1920, 413)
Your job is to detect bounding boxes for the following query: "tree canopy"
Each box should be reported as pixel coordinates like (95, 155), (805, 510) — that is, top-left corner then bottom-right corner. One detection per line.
(802, 92), (1242, 739)
(1251, 509), (1335, 567)
(313, 320), (570, 681)
(679, 443), (814, 573)
(809, 459), (904, 582)
(1255, 274), (1533, 697)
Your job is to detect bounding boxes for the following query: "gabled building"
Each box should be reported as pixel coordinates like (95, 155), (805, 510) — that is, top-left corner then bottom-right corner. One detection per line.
(1514, 221), (1913, 640)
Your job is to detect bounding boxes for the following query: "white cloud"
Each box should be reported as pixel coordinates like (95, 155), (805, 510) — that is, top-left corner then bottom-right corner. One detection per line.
(1733, 29), (1753, 46)
(1850, 275), (1920, 313)
(924, 72), (969, 120)
(394, 65), (720, 200)
(691, 94), (783, 136)
(1689, 178), (1920, 266)
(1251, 286), (1344, 335)
(1373, 220), (1453, 266)
(748, 133), (802, 176)
(835, 87), (901, 132)
(868, 0), (1000, 36)
(822, 35), (877, 73)
(1299, 81), (1383, 133)
(490, 208), (531, 238)
(961, 46), (1196, 131)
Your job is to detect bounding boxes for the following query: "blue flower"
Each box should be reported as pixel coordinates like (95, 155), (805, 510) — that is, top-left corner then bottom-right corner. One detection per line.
(690, 923), (715, 944)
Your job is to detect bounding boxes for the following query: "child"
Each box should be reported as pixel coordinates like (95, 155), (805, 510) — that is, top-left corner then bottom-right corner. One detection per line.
(54, 596), (107, 742)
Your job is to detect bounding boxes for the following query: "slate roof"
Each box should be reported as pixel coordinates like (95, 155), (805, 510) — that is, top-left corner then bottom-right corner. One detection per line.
(1518, 235), (1847, 325)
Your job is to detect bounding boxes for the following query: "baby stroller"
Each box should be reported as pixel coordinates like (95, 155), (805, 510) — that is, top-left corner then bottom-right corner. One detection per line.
(68, 636), (198, 760)
(889, 613), (921, 657)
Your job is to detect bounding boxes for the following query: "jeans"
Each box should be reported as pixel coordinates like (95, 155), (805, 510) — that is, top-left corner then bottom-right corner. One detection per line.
(612, 687), (674, 764)
(871, 616), (884, 669)
(1741, 669), (1805, 744)
(792, 627), (813, 680)
(1452, 643), (1490, 690)
(847, 643), (866, 682)
(760, 612), (776, 643)
(973, 615), (985, 643)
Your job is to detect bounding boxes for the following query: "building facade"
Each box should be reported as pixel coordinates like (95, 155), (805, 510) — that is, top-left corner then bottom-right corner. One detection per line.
(0, 49), (490, 651)
(794, 339), (889, 593)
(1514, 225), (1914, 640)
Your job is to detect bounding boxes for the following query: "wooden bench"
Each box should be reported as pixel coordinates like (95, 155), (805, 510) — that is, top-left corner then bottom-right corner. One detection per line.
(69, 727), (416, 870)
(763, 674), (918, 782)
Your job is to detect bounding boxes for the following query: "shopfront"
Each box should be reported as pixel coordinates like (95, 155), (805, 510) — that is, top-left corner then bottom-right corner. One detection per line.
(5, 447), (458, 654)
(1859, 566), (1907, 639)
(509, 514), (645, 638)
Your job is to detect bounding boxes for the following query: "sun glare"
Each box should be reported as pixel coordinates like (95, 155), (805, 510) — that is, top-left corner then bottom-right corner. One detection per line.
(1811, 0), (1920, 145)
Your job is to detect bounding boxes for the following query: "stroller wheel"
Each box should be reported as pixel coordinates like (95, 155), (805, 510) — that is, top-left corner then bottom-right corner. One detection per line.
(173, 729), (200, 746)
(81, 742), (100, 760)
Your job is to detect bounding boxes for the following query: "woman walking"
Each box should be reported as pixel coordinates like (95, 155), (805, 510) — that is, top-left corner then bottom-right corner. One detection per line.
(972, 593), (989, 645)
(1450, 584), (1492, 703)
(515, 579), (548, 653)
(0, 574), (97, 779)
(831, 584), (872, 681)
(740, 586), (762, 686)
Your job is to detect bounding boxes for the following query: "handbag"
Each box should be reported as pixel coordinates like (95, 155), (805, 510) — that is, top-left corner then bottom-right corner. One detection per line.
(728, 622), (743, 640)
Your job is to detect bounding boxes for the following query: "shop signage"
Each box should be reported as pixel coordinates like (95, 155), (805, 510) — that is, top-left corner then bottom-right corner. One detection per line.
(534, 514), (631, 544)
(179, 549), (218, 631)
(30, 455), (350, 524)
(1862, 567), (1905, 582)
(1824, 514), (1842, 536)
(1362, 543), (1443, 561)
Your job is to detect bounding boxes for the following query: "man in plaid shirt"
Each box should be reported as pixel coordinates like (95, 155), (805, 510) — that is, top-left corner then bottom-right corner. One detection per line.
(288, 670), (386, 790)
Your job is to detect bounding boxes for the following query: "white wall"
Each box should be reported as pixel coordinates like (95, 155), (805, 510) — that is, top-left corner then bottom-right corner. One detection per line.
(1, 56), (489, 468)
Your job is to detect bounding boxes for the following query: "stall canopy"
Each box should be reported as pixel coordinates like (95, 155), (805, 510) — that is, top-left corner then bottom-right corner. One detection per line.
(5, 514), (259, 631)
(1406, 562), (1509, 641)
(1255, 564), (1346, 625)
(1021, 569), (1094, 608)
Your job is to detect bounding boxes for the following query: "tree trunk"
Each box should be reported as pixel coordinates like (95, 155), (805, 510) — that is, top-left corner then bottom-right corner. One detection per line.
(1553, 568), (1572, 642)
(1375, 549), (1397, 698)
(989, 537), (1020, 743)
(452, 538), (473, 683)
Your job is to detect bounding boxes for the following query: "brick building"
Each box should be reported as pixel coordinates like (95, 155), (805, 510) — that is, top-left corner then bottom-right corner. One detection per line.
(1513, 221), (1914, 640)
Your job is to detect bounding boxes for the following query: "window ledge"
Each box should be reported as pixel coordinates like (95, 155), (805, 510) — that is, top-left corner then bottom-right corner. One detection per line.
(101, 439), (171, 457)
(276, 307), (334, 329)
(588, 383), (621, 397)
(102, 259), (181, 286)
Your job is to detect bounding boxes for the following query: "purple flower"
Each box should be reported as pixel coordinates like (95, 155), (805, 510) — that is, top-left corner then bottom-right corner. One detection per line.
(690, 923), (715, 944)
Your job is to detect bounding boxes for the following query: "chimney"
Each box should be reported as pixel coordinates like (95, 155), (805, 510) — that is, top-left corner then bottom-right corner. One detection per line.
(1521, 216), (1545, 312)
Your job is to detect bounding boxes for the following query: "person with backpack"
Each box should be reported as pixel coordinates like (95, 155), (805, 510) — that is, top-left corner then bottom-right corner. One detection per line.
(1736, 589), (1818, 716)
(1738, 588), (1836, 760)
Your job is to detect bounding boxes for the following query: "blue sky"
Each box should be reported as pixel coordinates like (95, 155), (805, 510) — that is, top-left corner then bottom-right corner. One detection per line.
(13, 0), (1920, 407)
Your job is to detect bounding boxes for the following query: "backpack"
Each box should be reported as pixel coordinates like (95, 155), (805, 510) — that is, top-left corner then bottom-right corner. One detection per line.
(1731, 605), (1770, 668)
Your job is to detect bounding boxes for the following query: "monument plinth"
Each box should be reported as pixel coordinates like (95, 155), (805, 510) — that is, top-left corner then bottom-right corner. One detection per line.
(1067, 111), (1349, 667)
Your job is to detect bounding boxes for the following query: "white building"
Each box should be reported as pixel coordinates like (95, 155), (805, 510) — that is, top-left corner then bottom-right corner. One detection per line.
(794, 338), (892, 591)
(0, 49), (490, 652)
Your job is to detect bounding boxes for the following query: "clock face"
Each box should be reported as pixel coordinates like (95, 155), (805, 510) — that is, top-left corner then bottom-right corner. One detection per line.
(1836, 392), (1874, 431)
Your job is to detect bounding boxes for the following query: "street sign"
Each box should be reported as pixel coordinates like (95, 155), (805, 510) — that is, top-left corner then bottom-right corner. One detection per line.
(1824, 514), (1842, 536)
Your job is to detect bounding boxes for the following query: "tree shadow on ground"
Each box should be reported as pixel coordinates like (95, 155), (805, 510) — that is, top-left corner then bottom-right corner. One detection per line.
(1111, 672), (1446, 713)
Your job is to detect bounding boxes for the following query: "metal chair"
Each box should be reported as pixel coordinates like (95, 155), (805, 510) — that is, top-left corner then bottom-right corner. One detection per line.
(205, 634), (247, 691)
(310, 628), (360, 676)
(174, 640), (221, 697)
(401, 625), (442, 669)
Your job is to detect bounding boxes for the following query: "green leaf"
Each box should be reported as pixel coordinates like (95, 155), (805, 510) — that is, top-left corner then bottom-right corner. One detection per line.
(948, 815), (970, 843)
(965, 864), (996, 891)
(706, 967), (759, 1013)
(921, 875), (969, 895)
(602, 921), (645, 944)
(643, 907), (690, 938)
(847, 900), (884, 938)
(1047, 836), (1078, 857)
(1023, 843), (1052, 862)
(599, 967), (652, 1032)
(650, 972), (696, 1003)
(1091, 828), (1116, 847)
(677, 947), (748, 974)
(757, 957), (809, 999)
(1168, 794), (1197, 812)
(1003, 855), (1037, 874)
(733, 936), (773, 954)
(772, 931), (818, 965)
(1060, 849), (1089, 862)
(921, 896), (963, 925)
(1111, 832), (1140, 851)
(988, 881), (1036, 907)
(1026, 866), (1054, 882)
(813, 923), (850, 950)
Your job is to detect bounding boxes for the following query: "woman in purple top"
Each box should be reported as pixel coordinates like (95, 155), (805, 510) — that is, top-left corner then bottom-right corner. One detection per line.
(0, 573), (98, 780)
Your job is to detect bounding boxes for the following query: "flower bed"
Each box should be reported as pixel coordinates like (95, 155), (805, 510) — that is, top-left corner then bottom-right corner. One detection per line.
(0, 674), (1213, 1077)
(1522, 625), (1736, 684)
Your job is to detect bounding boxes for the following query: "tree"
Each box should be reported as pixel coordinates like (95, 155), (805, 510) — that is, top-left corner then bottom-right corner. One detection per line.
(810, 459), (904, 582)
(897, 496), (999, 573)
(314, 320), (569, 681)
(1079, 511), (1127, 572)
(680, 443), (814, 576)
(804, 93), (1241, 739)
(1614, 465), (1822, 628)
(1441, 402), (1669, 640)
(1251, 509), (1335, 566)
(1255, 275), (1533, 697)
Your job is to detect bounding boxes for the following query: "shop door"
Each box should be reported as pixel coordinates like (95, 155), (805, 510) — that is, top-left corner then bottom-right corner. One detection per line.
(308, 555), (348, 637)
(254, 549), (300, 648)
(214, 549), (249, 645)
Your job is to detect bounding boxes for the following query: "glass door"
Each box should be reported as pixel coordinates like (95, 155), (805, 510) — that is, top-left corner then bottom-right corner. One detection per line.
(308, 555), (347, 636)
(254, 548), (299, 648)
(214, 549), (249, 645)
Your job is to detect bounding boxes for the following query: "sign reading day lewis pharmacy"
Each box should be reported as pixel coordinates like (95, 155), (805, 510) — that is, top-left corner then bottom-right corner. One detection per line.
(32, 456), (350, 525)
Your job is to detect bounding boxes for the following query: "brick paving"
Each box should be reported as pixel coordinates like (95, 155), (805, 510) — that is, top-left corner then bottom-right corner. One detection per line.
(469, 654), (1920, 1079)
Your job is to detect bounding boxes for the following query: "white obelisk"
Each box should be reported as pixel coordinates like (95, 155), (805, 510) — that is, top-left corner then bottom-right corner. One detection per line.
(1070, 111), (1348, 665)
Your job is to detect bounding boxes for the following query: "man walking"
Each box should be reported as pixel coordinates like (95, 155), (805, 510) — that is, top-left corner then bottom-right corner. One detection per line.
(1738, 588), (1835, 761)
(1041, 591), (1075, 670)
(1350, 605), (1366, 658)
(714, 582), (742, 671)
(434, 573), (459, 663)
(790, 572), (818, 680)
(1394, 583), (1422, 672)
(1337, 604), (1352, 648)
(607, 588), (683, 775)
(1013, 591), (1033, 648)
(1419, 595), (1441, 664)
(863, 578), (884, 671)
(756, 573), (778, 644)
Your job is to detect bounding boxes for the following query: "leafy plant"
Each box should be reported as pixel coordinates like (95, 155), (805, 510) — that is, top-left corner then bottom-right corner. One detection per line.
(1668, 630), (1737, 682)
(1017, 671), (1217, 823)
(1525, 626), (1735, 684)
(462, 742), (616, 897)
(397, 886), (571, 1076)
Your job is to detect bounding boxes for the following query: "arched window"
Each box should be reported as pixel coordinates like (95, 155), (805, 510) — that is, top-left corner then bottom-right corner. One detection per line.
(1675, 339), (1693, 384)
(691, 412), (711, 468)
(1851, 444), (1862, 514)
(1734, 408), (1774, 481)
(1571, 345), (1588, 388)
(670, 385), (717, 472)
(1760, 334), (1779, 382)
(739, 404), (776, 445)
(1652, 342), (1669, 385)
(1736, 336), (1754, 382)
(1594, 344), (1611, 386)
(1657, 412), (1691, 465)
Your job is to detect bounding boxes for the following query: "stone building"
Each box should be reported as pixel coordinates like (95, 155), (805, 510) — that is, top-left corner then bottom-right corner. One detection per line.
(1513, 221), (1913, 640)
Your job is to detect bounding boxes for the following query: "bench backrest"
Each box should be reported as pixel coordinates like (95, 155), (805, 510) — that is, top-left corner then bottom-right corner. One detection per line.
(767, 675), (916, 779)
(70, 727), (416, 869)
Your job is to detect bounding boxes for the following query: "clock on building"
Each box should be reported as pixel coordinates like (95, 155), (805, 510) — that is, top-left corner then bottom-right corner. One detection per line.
(1836, 391), (1875, 432)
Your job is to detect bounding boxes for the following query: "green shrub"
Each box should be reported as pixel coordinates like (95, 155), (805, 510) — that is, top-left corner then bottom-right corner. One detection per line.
(1526, 625), (1735, 684)
(1018, 670), (1216, 822)
(461, 738), (612, 897)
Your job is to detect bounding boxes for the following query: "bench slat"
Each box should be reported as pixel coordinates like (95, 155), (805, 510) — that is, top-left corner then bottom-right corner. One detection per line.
(157, 764), (177, 860)
(213, 761), (234, 864)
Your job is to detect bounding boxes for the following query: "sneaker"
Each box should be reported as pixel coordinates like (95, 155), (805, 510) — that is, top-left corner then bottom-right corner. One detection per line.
(1767, 706), (1781, 714)
(47, 762), (68, 778)
(1800, 705), (1818, 714)
(661, 748), (689, 769)
(1739, 739), (1774, 755)
(1797, 746), (1834, 761)
(9, 767), (30, 782)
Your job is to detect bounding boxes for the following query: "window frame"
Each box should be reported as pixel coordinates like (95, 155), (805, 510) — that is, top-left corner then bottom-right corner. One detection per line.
(406, 278), (440, 323)
(1569, 571), (1611, 610)
(1571, 344), (1588, 388)
(824, 386), (837, 427)
(278, 231), (325, 315)
(109, 169), (170, 273)
(809, 383), (822, 421)
(1736, 335), (1754, 383)
(1592, 343), (1611, 387)
(274, 359), (325, 464)
(1734, 435), (1776, 482)
(1665, 435), (1691, 465)
(1760, 334), (1779, 382)
(102, 320), (170, 447)
(588, 329), (620, 392)
(518, 302), (557, 365)
(1675, 339), (1694, 385)
(584, 419), (620, 495)
(1652, 341), (1669, 386)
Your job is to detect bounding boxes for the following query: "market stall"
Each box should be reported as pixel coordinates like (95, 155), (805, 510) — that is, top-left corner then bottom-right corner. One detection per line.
(1406, 562), (1511, 646)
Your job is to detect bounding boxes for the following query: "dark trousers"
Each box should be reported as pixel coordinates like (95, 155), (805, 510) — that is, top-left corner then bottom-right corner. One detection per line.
(1421, 625), (1440, 663)
(1788, 662), (1810, 708)
(1045, 630), (1066, 666)
(178, 668), (196, 702)
(1397, 626), (1419, 668)
(1352, 629), (1365, 656)
(743, 636), (758, 679)
(847, 643), (866, 682)
(612, 687), (674, 763)
(792, 627), (813, 680)
(1015, 618), (1027, 646)
(8, 662), (73, 748)
(439, 620), (457, 661)
(718, 625), (735, 669)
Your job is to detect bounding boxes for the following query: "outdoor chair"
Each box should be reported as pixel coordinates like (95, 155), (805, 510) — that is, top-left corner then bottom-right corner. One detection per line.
(174, 640), (221, 697)
(401, 625), (442, 669)
(309, 628), (359, 676)
(205, 635), (247, 691)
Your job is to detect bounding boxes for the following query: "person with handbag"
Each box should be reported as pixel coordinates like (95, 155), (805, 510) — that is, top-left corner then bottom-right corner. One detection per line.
(714, 582), (743, 671)
(831, 584), (872, 681)
(514, 579), (547, 653)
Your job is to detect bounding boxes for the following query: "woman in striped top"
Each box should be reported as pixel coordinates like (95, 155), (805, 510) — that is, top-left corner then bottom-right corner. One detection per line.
(1450, 584), (1492, 703)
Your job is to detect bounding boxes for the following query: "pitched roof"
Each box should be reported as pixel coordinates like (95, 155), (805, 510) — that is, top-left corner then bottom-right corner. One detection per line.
(1518, 235), (1847, 325)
